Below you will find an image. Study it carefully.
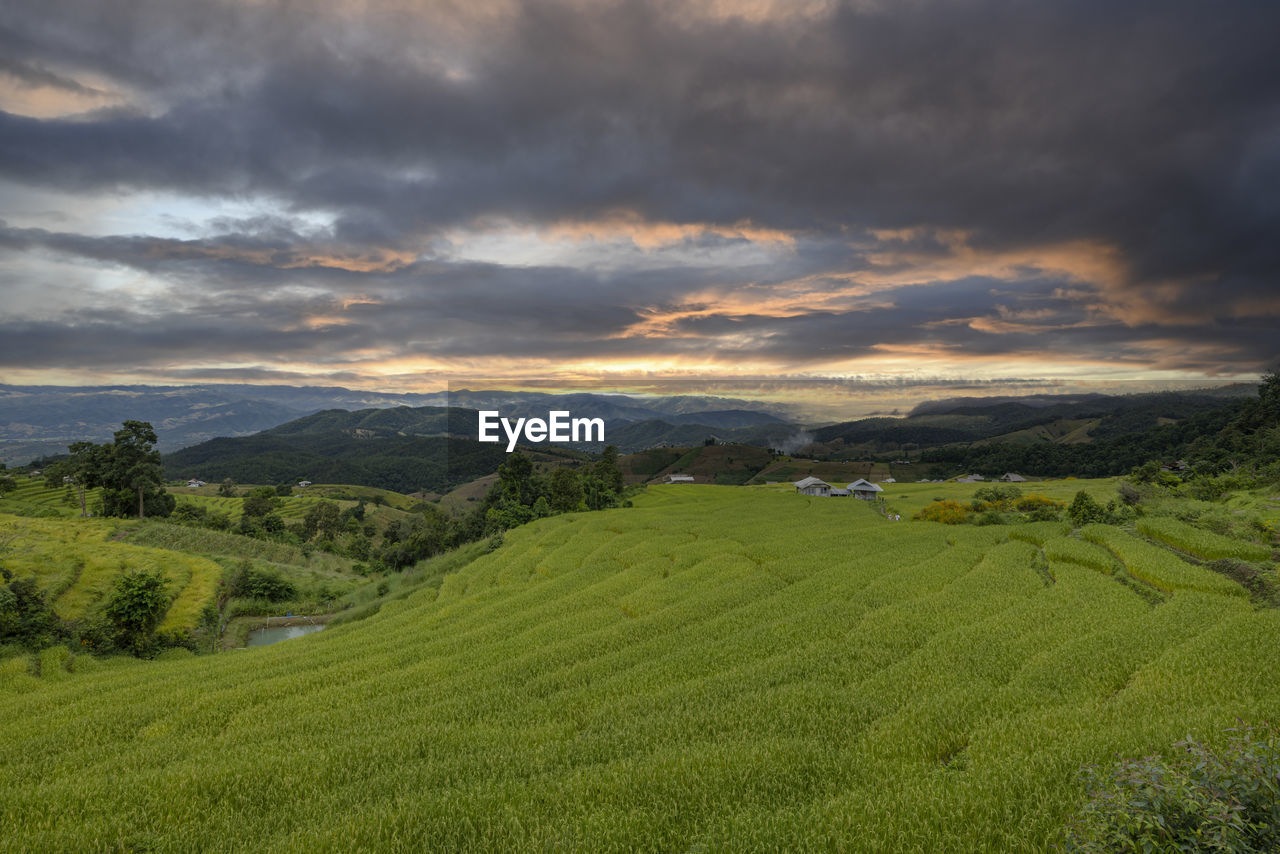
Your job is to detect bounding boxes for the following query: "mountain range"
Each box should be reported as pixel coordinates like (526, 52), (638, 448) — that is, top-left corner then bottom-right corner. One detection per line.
(0, 384), (792, 464)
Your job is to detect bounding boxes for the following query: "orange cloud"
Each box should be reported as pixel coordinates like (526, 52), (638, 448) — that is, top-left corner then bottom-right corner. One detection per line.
(463, 211), (797, 251)
(0, 68), (136, 119)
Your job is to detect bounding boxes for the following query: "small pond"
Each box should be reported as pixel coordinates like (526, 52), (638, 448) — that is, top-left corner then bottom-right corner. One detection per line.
(246, 623), (326, 647)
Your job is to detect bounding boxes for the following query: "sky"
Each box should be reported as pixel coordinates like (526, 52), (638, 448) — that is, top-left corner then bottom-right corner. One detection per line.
(0, 0), (1277, 404)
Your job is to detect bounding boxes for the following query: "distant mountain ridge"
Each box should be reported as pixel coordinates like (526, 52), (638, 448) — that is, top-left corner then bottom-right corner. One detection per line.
(0, 382), (451, 464)
(0, 383), (795, 464)
(6, 382), (1259, 480)
(813, 387), (1256, 452)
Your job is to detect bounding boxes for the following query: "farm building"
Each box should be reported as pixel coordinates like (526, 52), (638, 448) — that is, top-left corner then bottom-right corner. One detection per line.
(794, 476), (832, 496)
(665, 474), (695, 484)
(298, 480), (312, 488)
(829, 488), (851, 497)
(847, 479), (883, 500)
(1000, 472), (1027, 482)
(956, 474), (985, 483)
(880, 477), (896, 484)
(185, 479), (206, 488)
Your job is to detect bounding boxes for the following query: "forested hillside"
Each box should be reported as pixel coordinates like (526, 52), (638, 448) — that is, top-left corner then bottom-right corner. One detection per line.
(164, 419), (507, 495)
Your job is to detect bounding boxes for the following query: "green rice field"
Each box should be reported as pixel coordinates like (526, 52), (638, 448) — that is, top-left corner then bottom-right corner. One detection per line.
(2, 484), (1277, 851)
(0, 513), (221, 632)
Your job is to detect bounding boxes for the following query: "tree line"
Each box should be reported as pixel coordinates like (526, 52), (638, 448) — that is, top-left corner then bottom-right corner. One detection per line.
(916, 373), (1280, 480)
(375, 448), (628, 571)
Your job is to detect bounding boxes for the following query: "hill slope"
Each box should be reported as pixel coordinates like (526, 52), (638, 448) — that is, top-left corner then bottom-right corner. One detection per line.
(0, 382), (456, 464)
(163, 407), (507, 493)
(3, 486), (1276, 850)
(813, 388), (1253, 451)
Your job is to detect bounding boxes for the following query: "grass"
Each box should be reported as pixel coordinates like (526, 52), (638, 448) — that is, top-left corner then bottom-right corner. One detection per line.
(1, 484), (1276, 851)
(123, 522), (354, 575)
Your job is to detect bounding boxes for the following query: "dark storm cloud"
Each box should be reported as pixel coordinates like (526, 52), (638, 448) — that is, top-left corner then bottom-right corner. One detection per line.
(0, 55), (101, 94)
(0, 218), (783, 331)
(1, 0), (1278, 374)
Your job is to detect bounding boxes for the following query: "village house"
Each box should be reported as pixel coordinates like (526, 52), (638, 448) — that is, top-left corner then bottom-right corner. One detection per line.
(847, 479), (883, 500)
(1000, 472), (1027, 482)
(665, 473), (695, 484)
(794, 476), (831, 496)
(956, 474), (985, 483)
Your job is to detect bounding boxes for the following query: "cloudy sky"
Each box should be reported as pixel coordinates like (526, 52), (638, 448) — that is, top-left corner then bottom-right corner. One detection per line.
(1, 0), (1277, 398)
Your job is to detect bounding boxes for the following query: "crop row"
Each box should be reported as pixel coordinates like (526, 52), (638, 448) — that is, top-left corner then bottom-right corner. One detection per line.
(1041, 536), (1116, 575)
(0, 477), (104, 518)
(1079, 524), (1247, 597)
(1136, 515), (1273, 562)
(171, 492), (327, 522)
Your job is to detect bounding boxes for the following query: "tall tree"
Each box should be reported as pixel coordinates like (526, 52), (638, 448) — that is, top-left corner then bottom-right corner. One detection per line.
(104, 421), (174, 519)
(549, 467), (585, 512)
(595, 445), (625, 495)
(45, 440), (109, 517)
(56, 421), (174, 519)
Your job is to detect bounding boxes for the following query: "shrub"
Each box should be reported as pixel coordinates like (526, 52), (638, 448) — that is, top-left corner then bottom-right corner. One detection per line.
(974, 485), (1022, 509)
(0, 570), (63, 649)
(913, 500), (969, 525)
(1064, 724), (1280, 853)
(171, 502), (208, 525)
(102, 568), (171, 656)
(1068, 491), (1134, 527)
(1068, 491), (1107, 527)
(1015, 494), (1066, 521)
(225, 562), (297, 602)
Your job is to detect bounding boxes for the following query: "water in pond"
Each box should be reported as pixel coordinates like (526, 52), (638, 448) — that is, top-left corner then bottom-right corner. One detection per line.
(246, 624), (325, 647)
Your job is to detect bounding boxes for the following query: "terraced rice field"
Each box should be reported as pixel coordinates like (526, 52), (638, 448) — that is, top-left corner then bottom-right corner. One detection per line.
(0, 476), (103, 518)
(1137, 515), (1273, 562)
(2, 485), (1277, 851)
(169, 492), (327, 522)
(0, 513), (221, 631)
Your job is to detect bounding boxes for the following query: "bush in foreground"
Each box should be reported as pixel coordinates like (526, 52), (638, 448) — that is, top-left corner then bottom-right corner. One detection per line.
(1064, 724), (1280, 853)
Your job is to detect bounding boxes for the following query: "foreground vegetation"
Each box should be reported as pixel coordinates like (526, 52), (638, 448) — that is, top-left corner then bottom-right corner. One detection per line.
(2, 485), (1277, 850)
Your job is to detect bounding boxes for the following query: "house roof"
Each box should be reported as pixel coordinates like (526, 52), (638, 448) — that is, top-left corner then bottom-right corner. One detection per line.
(829, 488), (852, 495)
(794, 476), (831, 488)
(847, 479), (883, 492)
